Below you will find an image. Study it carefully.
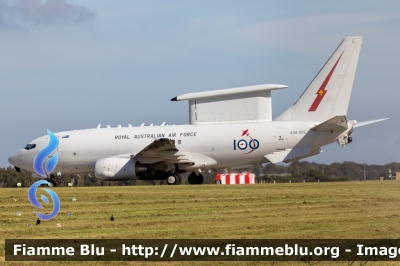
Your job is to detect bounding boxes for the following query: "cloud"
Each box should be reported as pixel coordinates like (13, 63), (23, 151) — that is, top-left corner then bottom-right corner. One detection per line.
(0, 0), (96, 29)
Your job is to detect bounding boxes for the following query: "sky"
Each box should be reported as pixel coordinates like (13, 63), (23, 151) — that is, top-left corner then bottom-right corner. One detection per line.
(1, 0), (399, 167)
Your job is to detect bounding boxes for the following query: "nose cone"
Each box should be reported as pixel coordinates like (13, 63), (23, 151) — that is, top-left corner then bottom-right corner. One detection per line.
(8, 154), (16, 166)
(8, 151), (21, 167)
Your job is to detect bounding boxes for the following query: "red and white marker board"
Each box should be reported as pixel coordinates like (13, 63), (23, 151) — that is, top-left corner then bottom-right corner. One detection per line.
(215, 172), (255, 184)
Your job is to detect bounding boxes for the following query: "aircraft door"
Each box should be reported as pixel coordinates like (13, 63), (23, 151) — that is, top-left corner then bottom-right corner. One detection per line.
(274, 128), (286, 151)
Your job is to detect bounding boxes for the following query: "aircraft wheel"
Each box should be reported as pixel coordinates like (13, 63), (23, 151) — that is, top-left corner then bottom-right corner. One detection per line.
(188, 173), (204, 185)
(197, 174), (204, 184)
(48, 179), (57, 187)
(188, 172), (198, 185)
(166, 174), (179, 185)
(176, 174), (182, 185)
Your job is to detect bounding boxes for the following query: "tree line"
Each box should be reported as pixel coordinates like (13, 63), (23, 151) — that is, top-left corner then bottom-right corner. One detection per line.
(0, 161), (398, 188)
(257, 161), (399, 183)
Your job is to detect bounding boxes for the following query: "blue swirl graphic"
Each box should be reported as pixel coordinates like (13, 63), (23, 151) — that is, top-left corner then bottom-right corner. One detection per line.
(45, 152), (58, 175)
(41, 195), (49, 204)
(33, 130), (59, 177)
(28, 180), (60, 221)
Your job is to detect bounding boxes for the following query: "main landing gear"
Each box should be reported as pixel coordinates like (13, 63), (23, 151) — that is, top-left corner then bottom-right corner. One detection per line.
(165, 172), (204, 185)
(188, 172), (204, 185)
(166, 174), (182, 185)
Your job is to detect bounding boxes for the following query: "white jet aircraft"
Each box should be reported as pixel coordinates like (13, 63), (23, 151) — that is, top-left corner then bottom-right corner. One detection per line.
(9, 36), (388, 186)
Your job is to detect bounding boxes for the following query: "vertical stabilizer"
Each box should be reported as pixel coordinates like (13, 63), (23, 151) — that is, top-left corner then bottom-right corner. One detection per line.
(275, 36), (362, 122)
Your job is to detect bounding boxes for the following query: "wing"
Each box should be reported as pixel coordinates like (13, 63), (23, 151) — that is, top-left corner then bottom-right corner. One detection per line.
(132, 138), (194, 164)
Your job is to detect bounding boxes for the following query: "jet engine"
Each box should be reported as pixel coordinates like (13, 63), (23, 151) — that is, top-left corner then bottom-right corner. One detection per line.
(94, 157), (148, 181)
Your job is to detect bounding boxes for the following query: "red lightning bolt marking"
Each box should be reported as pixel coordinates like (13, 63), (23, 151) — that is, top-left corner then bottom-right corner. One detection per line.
(308, 51), (344, 112)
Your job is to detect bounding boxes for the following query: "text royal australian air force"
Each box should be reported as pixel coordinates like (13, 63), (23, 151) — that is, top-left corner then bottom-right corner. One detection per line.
(115, 132), (198, 140)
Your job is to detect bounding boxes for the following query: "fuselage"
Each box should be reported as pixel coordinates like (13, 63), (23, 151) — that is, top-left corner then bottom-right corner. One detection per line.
(8, 121), (348, 176)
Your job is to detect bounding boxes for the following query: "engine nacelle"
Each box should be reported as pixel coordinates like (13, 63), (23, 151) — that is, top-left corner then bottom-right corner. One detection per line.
(94, 157), (147, 181)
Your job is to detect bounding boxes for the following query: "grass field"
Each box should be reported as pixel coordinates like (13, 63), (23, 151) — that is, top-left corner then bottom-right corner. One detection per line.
(1, 181), (400, 265)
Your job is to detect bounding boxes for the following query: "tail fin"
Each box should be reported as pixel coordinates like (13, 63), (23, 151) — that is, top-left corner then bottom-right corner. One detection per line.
(275, 36), (362, 122)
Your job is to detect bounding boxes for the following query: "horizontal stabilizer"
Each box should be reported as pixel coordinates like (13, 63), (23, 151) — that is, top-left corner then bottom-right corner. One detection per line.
(284, 148), (321, 163)
(265, 144), (312, 163)
(353, 118), (389, 128)
(311, 116), (348, 132)
(265, 151), (290, 164)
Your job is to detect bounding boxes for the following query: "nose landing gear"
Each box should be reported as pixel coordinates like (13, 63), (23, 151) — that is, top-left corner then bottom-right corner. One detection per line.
(47, 174), (60, 187)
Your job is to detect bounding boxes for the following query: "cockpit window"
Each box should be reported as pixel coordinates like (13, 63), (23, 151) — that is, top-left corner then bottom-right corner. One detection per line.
(24, 144), (36, 150)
